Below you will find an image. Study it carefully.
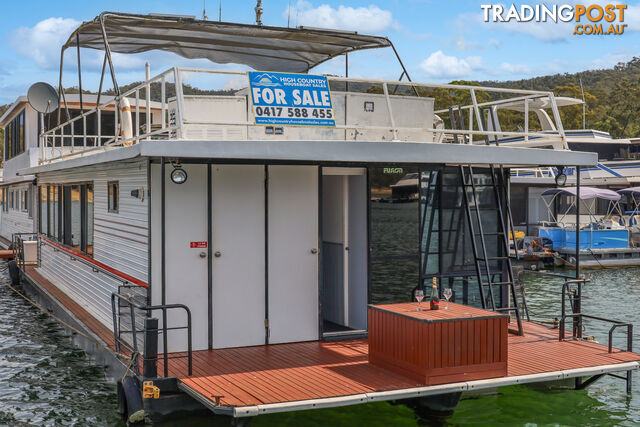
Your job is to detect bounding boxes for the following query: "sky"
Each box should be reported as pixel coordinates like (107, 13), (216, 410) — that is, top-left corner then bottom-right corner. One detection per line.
(0, 0), (639, 104)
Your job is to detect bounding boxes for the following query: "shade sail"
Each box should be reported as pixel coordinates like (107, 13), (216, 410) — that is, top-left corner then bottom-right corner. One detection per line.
(541, 187), (621, 201)
(62, 12), (392, 73)
(618, 187), (640, 196)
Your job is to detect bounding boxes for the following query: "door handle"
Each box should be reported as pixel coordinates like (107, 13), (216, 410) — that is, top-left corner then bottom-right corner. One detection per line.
(199, 252), (207, 258)
(310, 248), (318, 254)
(214, 251), (222, 258)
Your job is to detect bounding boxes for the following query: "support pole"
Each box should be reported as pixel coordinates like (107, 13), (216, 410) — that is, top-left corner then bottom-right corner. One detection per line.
(143, 317), (158, 378)
(161, 157), (168, 377)
(576, 167), (581, 277)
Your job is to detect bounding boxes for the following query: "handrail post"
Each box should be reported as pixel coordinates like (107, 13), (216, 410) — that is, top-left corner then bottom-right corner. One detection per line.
(145, 62), (151, 140)
(173, 68), (185, 139)
(560, 280), (566, 341)
(524, 99), (529, 144)
(382, 82), (398, 141)
(470, 88), (484, 136)
(143, 317), (158, 378)
(129, 302), (140, 375)
(111, 294), (120, 353)
(548, 92), (568, 149)
(162, 307), (169, 377)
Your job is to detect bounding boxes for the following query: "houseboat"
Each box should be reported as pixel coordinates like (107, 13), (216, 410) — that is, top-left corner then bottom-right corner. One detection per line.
(3, 11), (639, 424)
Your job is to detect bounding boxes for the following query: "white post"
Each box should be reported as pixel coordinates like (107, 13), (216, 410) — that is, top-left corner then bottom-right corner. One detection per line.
(524, 99), (529, 144)
(173, 68), (185, 139)
(145, 62), (151, 140)
(470, 89), (484, 134)
(548, 92), (568, 149)
(161, 75), (166, 130)
(135, 89), (140, 139)
(39, 113), (44, 163)
(382, 83), (398, 141)
(468, 108), (473, 144)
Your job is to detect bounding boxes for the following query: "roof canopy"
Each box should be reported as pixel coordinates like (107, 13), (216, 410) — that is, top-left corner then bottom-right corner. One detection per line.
(542, 187), (621, 201)
(62, 12), (393, 73)
(618, 187), (640, 196)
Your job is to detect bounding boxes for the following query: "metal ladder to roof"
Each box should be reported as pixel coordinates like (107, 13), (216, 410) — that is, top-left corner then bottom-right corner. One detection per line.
(459, 165), (524, 336)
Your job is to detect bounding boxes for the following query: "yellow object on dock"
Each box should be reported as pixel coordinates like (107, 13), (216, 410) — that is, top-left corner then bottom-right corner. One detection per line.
(510, 230), (525, 240)
(0, 250), (13, 259)
(142, 381), (160, 399)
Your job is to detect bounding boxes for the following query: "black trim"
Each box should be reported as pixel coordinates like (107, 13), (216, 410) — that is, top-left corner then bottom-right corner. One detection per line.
(161, 157), (168, 375)
(264, 165), (269, 345)
(317, 166), (324, 338)
(207, 164), (213, 350)
(146, 158), (152, 308)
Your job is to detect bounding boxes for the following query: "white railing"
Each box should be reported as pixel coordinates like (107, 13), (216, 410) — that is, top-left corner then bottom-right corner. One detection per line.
(40, 67), (569, 164)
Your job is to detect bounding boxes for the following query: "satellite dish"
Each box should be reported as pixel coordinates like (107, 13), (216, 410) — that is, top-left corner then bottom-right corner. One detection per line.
(27, 82), (59, 114)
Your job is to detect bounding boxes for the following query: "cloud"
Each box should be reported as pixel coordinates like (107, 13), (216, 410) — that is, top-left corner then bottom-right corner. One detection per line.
(420, 51), (483, 79)
(500, 62), (531, 75)
(488, 38), (501, 48)
(11, 17), (80, 69)
(454, 36), (482, 51)
(286, 1), (398, 33)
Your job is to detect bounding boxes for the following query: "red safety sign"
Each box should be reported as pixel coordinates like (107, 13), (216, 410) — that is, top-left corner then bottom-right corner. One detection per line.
(190, 241), (208, 248)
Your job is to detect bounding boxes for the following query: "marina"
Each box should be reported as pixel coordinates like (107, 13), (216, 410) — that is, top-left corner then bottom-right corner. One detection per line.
(0, 4), (639, 426)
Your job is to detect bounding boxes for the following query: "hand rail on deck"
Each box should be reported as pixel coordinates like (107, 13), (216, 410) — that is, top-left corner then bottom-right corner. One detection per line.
(111, 292), (193, 378)
(38, 67), (570, 164)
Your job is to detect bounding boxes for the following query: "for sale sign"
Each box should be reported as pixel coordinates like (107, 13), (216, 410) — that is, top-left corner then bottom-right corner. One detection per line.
(248, 71), (335, 127)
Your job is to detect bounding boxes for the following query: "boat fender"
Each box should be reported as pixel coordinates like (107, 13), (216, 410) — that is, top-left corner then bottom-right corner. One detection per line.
(8, 260), (20, 286)
(119, 98), (134, 146)
(122, 375), (145, 424)
(116, 380), (127, 419)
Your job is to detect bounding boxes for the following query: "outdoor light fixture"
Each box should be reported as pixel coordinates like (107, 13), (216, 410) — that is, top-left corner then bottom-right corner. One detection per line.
(171, 165), (188, 184)
(555, 166), (567, 187)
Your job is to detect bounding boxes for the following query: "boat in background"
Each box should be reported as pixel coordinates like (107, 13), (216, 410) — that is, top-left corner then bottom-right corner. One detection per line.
(535, 187), (640, 267)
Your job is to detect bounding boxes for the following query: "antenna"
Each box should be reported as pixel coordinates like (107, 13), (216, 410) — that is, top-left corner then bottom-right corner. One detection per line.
(287, 0), (291, 27)
(579, 77), (586, 130)
(255, 0), (263, 26)
(219, 1), (222, 21)
(27, 82), (59, 114)
(202, 0), (208, 20)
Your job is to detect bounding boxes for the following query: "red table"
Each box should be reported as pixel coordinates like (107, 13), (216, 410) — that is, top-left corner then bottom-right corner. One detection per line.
(368, 302), (508, 385)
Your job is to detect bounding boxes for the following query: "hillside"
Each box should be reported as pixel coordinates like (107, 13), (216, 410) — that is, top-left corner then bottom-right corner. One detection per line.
(477, 57), (640, 138)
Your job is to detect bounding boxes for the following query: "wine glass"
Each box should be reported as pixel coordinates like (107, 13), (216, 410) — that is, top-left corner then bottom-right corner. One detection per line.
(414, 289), (424, 311)
(443, 288), (453, 310)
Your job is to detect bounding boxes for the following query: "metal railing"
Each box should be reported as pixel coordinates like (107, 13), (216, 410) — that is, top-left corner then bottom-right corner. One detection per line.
(12, 233), (39, 270)
(39, 67), (569, 163)
(111, 292), (192, 378)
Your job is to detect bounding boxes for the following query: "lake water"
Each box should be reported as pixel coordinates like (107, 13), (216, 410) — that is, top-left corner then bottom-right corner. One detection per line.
(1, 202), (639, 425)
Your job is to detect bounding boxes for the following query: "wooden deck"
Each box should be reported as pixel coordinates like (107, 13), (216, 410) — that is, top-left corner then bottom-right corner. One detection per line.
(166, 321), (640, 413)
(18, 267), (640, 417)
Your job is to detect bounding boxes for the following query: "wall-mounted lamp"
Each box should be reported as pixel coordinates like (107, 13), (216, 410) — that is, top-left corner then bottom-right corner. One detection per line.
(171, 165), (188, 184)
(555, 166), (567, 187)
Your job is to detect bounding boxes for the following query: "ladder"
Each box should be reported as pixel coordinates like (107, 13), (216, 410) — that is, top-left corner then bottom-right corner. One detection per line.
(459, 164), (524, 336)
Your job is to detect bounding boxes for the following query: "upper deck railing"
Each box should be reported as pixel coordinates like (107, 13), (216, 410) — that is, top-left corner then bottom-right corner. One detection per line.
(39, 67), (569, 164)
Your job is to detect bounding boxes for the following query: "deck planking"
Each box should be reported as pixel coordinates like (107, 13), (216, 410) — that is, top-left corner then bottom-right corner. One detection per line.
(17, 269), (640, 410)
(168, 322), (640, 408)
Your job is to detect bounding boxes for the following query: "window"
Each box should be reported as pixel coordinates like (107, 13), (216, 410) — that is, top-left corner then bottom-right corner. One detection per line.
(39, 186), (48, 235)
(21, 189), (29, 213)
(4, 110), (25, 160)
(44, 183), (93, 256)
(108, 181), (119, 213)
(9, 191), (14, 210)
